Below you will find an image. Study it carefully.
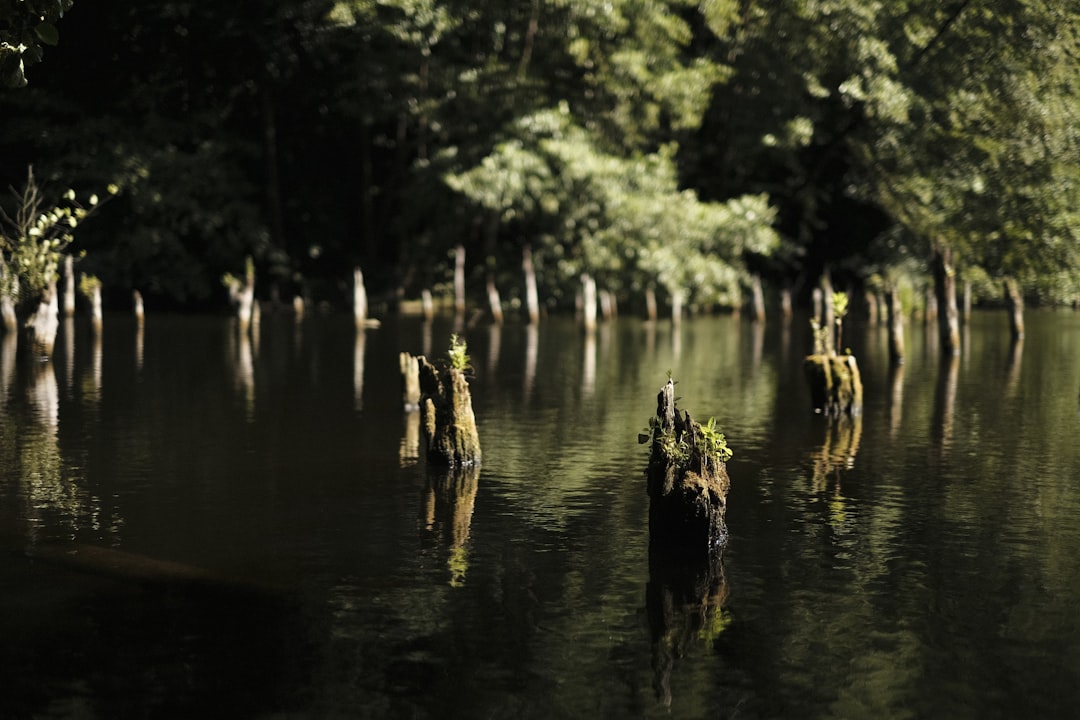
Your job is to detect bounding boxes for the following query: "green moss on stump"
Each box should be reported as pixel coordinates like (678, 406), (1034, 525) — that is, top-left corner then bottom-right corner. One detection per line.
(418, 355), (481, 466)
(804, 353), (863, 415)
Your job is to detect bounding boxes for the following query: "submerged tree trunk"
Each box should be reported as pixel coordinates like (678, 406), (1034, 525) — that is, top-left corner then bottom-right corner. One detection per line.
(932, 246), (960, 355)
(1003, 277), (1025, 340)
(1, 264), (17, 333)
(962, 280), (972, 324)
(643, 379), (730, 550)
(749, 274), (765, 323)
(418, 355), (481, 466)
(522, 244), (540, 324)
(581, 273), (598, 332)
(353, 266), (368, 329)
(887, 285), (905, 364)
(803, 353), (863, 415)
(399, 351), (421, 408)
(454, 244), (466, 316)
(645, 285), (658, 321)
(133, 290), (145, 326)
(89, 282), (103, 332)
(63, 255), (75, 317)
(670, 288), (684, 325)
(486, 272), (503, 324)
(27, 280), (60, 357)
(780, 286), (793, 320)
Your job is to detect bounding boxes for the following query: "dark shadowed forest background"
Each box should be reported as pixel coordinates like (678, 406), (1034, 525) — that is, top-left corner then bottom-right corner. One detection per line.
(1, 0), (1077, 321)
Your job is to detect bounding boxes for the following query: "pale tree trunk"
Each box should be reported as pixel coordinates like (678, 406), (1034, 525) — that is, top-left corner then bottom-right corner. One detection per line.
(28, 280), (60, 357)
(353, 266), (367, 329)
(932, 246), (960, 355)
(1003, 277), (1025, 341)
(486, 272), (503, 324)
(421, 289), (434, 320)
(89, 283), (103, 332)
(887, 284), (905, 365)
(522, 244), (540, 324)
(645, 285), (658, 321)
(962, 280), (972, 324)
(750, 274), (765, 323)
(291, 294), (304, 320)
(670, 288), (684, 325)
(924, 286), (937, 323)
(599, 289), (615, 321)
(780, 286), (793, 320)
(238, 260), (256, 334)
(864, 290), (878, 325)
(1, 264), (17, 332)
(454, 244), (466, 316)
(820, 274), (834, 354)
(63, 255), (75, 317)
(581, 273), (598, 332)
(133, 290), (145, 326)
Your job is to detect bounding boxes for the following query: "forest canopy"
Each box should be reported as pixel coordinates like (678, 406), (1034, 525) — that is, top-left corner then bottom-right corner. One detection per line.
(0, 0), (1076, 315)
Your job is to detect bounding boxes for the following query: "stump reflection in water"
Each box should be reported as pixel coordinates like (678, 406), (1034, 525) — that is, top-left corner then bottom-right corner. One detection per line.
(421, 465), (479, 587)
(647, 546), (730, 708)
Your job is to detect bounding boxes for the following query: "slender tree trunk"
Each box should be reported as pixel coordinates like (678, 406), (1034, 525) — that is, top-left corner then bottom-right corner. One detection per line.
(864, 290), (878, 325)
(932, 246), (961, 355)
(353, 266), (368, 328)
(1003, 277), (1025, 340)
(63, 255), (75, 317)
(671, 288), (684, 325)
(486, 272), (503, 324)
(522, 244), (539, 324)
(454, 244), (466, 315)
(133, 290), (145, 326)
(645, 285), (658, 321)
(581, 273), (598, 332)
(780, 286), (793, 320)
(89, 283), (102, 332)
(887, 285), (905, 365)
(820, 273), (834, 354)
(962, 280), (971, 324)
(421, 289), (434, 321)
(750, 274), (765, 323)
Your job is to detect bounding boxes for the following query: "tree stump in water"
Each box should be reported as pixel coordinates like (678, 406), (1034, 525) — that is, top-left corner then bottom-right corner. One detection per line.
(399, 351), (421, 408)
(643, 380), (731, 549)
(418, 355), (481, 466)
(804, 353), (863, 415)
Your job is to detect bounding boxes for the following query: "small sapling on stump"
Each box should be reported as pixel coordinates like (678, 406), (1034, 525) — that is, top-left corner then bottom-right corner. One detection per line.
(641, 378), (731, 550)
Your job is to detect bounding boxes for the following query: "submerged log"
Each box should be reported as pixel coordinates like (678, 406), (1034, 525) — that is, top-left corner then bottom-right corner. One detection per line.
(643, 380), (731, 550)
(418, 355), (481, 466)
(804, 353), (863, 415)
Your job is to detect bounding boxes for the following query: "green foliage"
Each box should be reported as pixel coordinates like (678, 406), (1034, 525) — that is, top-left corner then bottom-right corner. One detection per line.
(700, 416), (733, 464)
(0, 167), (112, 302)
(447, 333), (470, 372)
(77, 273), (100, 298)
(0, 0), (74, 87)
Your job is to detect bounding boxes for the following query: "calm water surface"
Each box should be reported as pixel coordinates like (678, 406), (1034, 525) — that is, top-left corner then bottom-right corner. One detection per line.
(1, 310), (1079, 718)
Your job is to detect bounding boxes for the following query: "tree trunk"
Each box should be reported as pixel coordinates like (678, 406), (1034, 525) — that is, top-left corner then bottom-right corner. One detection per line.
(670, 288), (684, 325)
(133, 290), (145, 326)
(89, 283), (103, 332)
(399, 351), (421, 408)
(750, 274), (765, 323)
(820, 274), (834, 354)
(27, 280), (60, 357)
(864, 290), (878, 325)
(454, 244), (466, 315)
(1003, 277), (1025, 340)
(353, 266), (367, 329)
(581, 273), (598, 332)
(780, 286), (793, 320)
(0, 264), (17, 332)
(421, 289), (434, 320)
(932, 246), (960, 355)
(486, 272), (503, 324)
(63, 255), (75, 317)
(887, 285), (904, 364)
(645, 285), (658, 321)
(522, 244), (540, 324)
(962, 280), (972, 324)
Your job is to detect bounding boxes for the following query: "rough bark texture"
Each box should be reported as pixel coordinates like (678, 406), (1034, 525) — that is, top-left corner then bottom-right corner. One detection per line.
(804, 353), (863, 415)
(399, 351), (421, 408)
(418, 356), (481, 466)
(645, 380), (730, 550)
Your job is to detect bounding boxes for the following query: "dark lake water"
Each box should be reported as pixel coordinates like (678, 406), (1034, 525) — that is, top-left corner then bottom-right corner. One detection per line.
(2, 309), (1079, 719)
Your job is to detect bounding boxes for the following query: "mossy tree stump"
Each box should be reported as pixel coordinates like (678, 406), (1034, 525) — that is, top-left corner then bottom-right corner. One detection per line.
(418, 355), (481, 466)
(643, 379), (731, 550)
(804, 353), (863, 415)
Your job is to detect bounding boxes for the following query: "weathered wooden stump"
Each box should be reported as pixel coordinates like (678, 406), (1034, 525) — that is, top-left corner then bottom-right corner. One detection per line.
(643, 379), (731, 550)
(418, 355), (481, 466)
(804, 353), (863, 415)
(399, 351), (421, 408)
